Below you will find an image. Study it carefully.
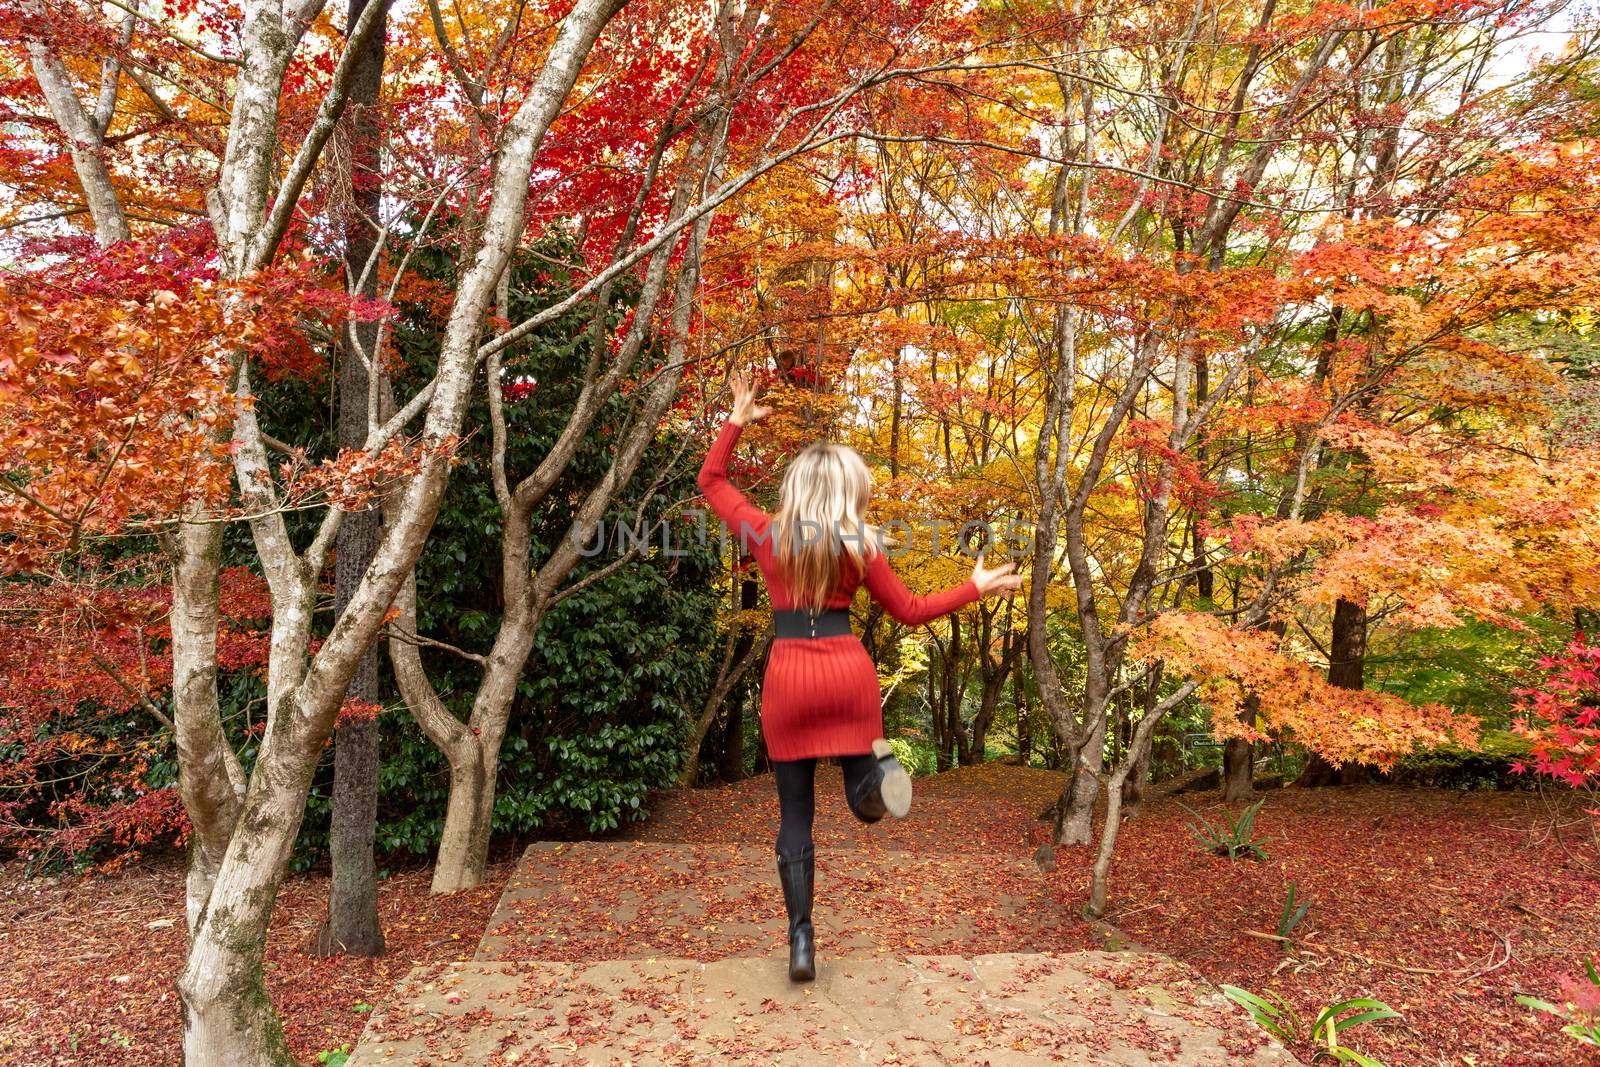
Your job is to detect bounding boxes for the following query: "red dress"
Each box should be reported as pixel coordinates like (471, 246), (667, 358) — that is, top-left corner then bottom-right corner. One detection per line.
(697, 418), (980, 760)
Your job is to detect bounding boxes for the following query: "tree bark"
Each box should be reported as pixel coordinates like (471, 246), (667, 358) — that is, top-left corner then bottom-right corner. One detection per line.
(715, 573), (760, 782)
(1191, 354), (1213, 601)
(1221, 688), (1256, 804)
(962, 618), (1019, 765)
(1294, 598), (1374, 787)
(942, 618), (965, 769)
(717, 694), (746, 782)
(1014, 670), (1031, 766)
(171, 522), (244, 933)
(1120, 738), (1151, 818)
(316, 0), (391, 960)
(1221, 737), (1254, 803)
(677, 573), (767, 789)
(1053, 717), (1105, 846)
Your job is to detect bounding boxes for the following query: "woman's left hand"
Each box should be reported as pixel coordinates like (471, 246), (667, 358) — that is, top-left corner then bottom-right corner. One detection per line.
(728, 371), (772, 426)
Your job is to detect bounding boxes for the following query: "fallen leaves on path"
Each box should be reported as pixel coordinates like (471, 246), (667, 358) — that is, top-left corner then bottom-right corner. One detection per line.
(2, 765), (1595, 1067)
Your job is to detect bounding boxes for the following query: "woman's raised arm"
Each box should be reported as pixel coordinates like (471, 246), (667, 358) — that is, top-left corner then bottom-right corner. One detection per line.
(697, 416), (769, 538)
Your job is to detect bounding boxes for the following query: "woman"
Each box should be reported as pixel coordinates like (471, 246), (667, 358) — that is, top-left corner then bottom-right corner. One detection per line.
(697, 372), (1024, 983)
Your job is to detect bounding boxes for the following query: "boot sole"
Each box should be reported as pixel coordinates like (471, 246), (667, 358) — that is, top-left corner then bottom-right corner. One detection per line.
(871, 739), (912, 818)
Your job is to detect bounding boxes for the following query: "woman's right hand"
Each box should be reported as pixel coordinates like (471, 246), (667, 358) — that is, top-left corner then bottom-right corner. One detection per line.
(728, 371), (772, 427)
(971, 552), (1024, 597)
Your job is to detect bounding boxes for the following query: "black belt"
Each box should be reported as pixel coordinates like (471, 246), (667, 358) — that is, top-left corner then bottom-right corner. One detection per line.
(774, 608), (852, 639)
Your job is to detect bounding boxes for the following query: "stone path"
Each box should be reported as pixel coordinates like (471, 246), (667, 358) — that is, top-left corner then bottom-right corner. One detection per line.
(474, 841), (1088, 963)
(351, 770), (1296, 1064)
(351, 952), (1291, 1065)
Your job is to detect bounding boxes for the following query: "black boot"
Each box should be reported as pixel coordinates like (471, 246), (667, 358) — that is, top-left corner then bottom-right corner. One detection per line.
(775, 844), (815, 982)
(850, 738), (913, 821)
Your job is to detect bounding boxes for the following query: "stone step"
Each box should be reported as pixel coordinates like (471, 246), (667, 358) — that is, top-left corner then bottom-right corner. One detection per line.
(475, 840), (1094, 963)
(351, 954), (1296, 1066)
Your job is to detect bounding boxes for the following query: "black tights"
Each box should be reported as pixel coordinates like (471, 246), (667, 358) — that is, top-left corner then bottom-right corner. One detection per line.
(773, 754), (883, 856)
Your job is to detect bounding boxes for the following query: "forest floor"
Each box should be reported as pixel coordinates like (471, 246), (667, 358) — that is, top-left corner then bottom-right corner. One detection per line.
(1, 766), (1596, 1065)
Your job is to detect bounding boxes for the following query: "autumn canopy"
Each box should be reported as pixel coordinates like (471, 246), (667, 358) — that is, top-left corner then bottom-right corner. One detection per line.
(1, 0), (1598, 1062)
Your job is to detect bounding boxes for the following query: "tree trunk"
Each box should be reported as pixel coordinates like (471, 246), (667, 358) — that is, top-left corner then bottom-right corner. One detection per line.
(316, 0), (391, 957)
(943, 617), (965, 768)
(716, 573), (758, 782)
(1085, 771), (1125, 919)
(1119, 737), (1151, 818)
(1085, 680), (1186, 919)
(1221, 694), (1257, 803)
(1014, 671), (1031, 766)
(1221, 736), (1254, 803)
(964, 680), (998, 766)
(177, 714), (325, 1066)
(426, 630), (527, 891)
(1054, 717), (1106, 846)
(1295, 598), (1373, 787)
(754, 725), (771, 775)
(172, 522), (244, 934)
(717, 696), (745, 782)
(432, 745), (495, 893)
(1191, 352), (1213, 601)
(963, 625), (1015, 765)
(678, 569), (766, 787)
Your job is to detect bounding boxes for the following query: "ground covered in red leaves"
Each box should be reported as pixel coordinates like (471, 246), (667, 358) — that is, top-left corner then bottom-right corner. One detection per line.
(0, 857), (512, 1066)
(633, 765), (1600, 1066)
(2, 766), (1595, 1066)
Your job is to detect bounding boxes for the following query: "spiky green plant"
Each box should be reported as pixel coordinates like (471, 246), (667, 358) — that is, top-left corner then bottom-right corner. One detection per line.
(1180, 798), (1268, 860)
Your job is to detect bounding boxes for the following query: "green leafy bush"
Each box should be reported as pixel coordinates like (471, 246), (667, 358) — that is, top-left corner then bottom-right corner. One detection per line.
(1389, 730), (1535, 790)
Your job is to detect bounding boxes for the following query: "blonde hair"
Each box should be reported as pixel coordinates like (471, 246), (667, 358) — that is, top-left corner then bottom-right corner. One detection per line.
(772, 442), (880, 611)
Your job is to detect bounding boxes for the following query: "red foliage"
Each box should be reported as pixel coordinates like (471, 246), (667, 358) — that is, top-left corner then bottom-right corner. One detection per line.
(1513, 636), (1600, 791)
(334, 698), (387, 727)
(0, 566), (270, 866)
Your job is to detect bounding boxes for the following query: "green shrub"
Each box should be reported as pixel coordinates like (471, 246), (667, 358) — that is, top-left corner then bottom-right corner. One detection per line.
(1389, 729), (1535, 790)
(290, 234), (724, 868)
(885, 737), (930, 776)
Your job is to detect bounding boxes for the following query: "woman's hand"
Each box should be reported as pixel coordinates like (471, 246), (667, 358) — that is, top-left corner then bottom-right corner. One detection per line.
(728, 371), (772, 427)
(971, 552), (1024, 597)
